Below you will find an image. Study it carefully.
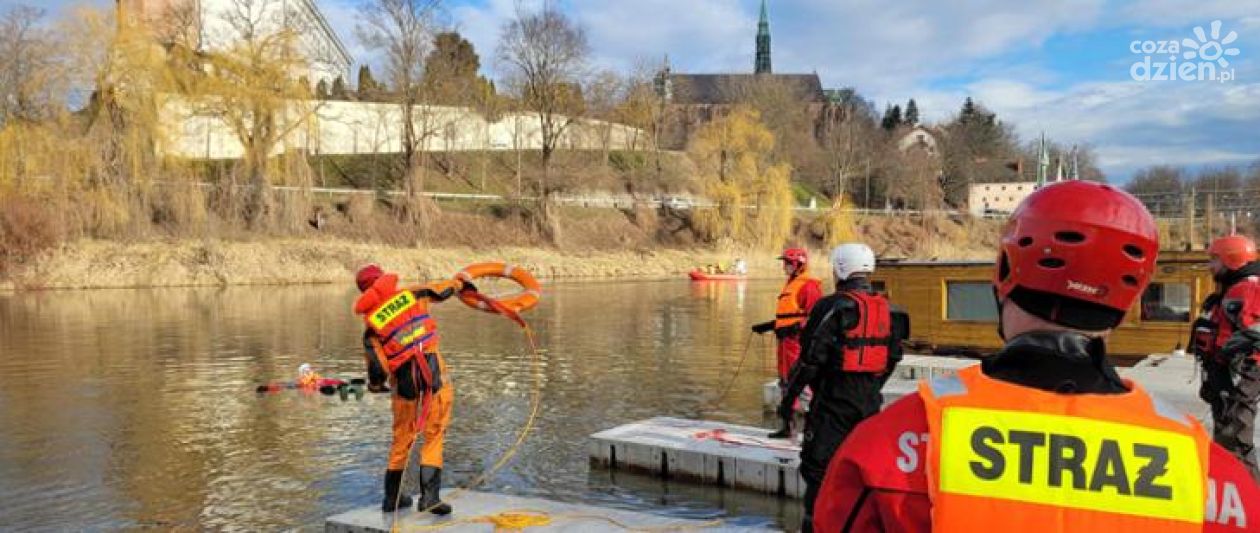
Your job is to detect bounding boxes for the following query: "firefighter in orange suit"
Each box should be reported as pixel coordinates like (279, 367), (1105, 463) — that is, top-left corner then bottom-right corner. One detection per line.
(813, 181), (1260, 532)
(353, 264), (473, 514)
(752, 248), (823, 438)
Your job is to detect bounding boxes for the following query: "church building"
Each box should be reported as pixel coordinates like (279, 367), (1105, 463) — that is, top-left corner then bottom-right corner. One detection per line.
(655, 0), (843, 149)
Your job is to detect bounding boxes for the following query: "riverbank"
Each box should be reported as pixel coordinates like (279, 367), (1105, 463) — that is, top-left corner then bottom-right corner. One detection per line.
(0, 239), (798, 290)
(0, 210), (1002, 291)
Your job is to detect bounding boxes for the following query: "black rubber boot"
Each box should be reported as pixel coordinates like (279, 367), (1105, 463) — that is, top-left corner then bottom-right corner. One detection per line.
(381, 469), (413, 512)
(418, 466), (452, 515)
(768, 417), (791, 439)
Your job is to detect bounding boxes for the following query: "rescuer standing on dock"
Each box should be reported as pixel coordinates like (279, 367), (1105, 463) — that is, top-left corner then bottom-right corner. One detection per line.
(776, 243), (906, 532)
(752, 248), (822, 438)
(1195, 234), (1260, 481)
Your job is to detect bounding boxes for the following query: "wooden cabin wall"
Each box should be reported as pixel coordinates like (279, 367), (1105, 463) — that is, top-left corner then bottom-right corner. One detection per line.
(874, 258), (1214, 359)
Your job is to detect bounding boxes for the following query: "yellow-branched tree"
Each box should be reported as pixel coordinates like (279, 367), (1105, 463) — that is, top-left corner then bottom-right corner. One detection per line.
(688, 106), (793, 250)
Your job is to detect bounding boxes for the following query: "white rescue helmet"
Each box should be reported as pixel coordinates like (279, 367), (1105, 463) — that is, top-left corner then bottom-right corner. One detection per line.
(830, 243), (876, 281)
(298, 363), (313, 376)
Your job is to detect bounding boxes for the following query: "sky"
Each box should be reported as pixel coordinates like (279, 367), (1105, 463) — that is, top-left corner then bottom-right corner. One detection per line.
(7, 0), (1260, 182)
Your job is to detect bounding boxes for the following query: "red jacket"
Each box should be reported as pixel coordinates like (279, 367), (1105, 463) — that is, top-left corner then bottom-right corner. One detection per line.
(814, 392), (1260, 532)
(1209, 277), (1260, 365)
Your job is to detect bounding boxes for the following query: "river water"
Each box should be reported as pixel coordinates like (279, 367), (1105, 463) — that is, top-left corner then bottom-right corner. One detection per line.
(0, 280), (803, 530)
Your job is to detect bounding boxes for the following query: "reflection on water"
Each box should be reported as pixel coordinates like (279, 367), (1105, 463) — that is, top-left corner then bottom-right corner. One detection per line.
(0, 279), (796, 529)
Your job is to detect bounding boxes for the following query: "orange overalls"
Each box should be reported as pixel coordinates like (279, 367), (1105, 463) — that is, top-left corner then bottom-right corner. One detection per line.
(355, 275), (460, 471)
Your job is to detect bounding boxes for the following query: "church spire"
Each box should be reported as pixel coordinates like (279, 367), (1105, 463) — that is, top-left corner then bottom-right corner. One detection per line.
(755, 0), (771, 74)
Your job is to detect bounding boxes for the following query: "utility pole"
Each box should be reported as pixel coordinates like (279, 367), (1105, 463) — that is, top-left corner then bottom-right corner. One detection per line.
(1184, 188), (1198, 250)
(864, 159), (871, 209)
(1205, 192), (1216, 242)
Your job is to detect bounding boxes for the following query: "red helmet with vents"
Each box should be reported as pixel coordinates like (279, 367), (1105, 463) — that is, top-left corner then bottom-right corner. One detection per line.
(778, 248), (808, 266)
(1208, 235), (1258, 271)
(994, 181), (1158, 316)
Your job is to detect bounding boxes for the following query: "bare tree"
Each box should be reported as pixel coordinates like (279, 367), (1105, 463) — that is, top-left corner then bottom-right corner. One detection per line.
(496, 2), (589, 241)
(357, 0), (443, 225)
(585, 69), (622, 169)
(0, 5), (60, 127)
(818, 98), (891, 206)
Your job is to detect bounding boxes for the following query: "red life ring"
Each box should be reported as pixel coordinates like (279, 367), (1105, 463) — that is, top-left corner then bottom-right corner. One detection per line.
(455, 262), (541, 314)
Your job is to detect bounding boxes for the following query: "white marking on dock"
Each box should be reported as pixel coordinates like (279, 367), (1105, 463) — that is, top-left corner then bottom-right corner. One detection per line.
(325, 490), (772, 532)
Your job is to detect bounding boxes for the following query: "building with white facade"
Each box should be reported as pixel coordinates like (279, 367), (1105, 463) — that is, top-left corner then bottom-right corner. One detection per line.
(897, 125), (939, 157)
(969, 181), (1039, 215)
(118, 0), (353, 87)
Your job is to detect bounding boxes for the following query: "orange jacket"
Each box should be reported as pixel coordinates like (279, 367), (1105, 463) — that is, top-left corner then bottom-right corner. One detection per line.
(774, 270), (822, 333)
(922, 365), (1208, 531)
(355, 274), (459, 373)
(814, 366), (1260, 532)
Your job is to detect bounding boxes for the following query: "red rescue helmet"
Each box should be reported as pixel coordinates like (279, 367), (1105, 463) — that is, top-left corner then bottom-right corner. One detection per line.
(356, 264), (384, 292)
(994, 181), (1158, 330)
(778, 248), (808, 266)
(1208, 235), (1258, 271)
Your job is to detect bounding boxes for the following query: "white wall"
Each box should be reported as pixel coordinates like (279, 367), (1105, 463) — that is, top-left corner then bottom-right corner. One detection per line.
(162, 97), (649, 159)
(197, 0), (351, 86)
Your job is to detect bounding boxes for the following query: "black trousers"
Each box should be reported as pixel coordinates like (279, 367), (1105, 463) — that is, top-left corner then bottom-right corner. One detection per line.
(1202, 357), (1260, 480)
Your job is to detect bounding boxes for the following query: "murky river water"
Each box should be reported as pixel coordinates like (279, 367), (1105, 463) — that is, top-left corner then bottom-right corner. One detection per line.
(0, 280), (803, 530)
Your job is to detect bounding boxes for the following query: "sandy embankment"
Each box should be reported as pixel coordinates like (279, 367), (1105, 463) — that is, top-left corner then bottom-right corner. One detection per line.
(1, 239), (793, 290)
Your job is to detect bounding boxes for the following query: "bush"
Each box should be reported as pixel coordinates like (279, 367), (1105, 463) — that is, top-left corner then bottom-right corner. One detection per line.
(0, 196), (65, 275)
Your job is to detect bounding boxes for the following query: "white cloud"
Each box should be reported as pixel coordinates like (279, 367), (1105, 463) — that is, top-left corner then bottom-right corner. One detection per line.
(1098, 145), (1257, 170)
(573, 0), (752, 74)
(781, 0), (1107, 94)
(1117, 0), (1260, 28)
(908, 77), (1260, 177)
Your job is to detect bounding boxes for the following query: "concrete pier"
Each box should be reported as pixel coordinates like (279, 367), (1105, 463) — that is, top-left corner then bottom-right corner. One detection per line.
(325, 490), (774, 532)
(589, 417), (806, 498)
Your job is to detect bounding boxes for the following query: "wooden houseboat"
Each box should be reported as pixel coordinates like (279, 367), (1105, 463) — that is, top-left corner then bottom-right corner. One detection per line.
(871, 251), (1213, 360)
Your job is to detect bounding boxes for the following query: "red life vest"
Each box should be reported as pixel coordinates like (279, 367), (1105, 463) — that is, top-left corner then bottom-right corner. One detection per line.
(1207, 276), (1260, 365)
(839, 289), (892, 373)
(353, 274), (440, 373)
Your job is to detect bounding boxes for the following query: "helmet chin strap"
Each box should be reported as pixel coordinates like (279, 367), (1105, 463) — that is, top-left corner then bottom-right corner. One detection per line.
(993, 286), (1006, 341)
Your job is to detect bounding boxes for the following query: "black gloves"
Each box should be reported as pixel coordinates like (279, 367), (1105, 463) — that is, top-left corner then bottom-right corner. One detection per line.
(751, 321), (775, 334)
(1222, 329), (1260, 364)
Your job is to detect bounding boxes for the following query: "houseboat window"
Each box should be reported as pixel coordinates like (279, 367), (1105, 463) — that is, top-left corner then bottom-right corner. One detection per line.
(946, 281), (999, 321)
(1141, 283), (1191, 322)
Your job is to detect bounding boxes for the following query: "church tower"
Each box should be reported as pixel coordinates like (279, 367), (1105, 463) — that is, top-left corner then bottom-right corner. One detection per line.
(755, 0), (771, 74)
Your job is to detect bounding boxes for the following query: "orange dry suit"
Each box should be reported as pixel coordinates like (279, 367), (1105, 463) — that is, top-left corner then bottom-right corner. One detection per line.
(773, 269), (823, 381)
(355, 274), (460, 471)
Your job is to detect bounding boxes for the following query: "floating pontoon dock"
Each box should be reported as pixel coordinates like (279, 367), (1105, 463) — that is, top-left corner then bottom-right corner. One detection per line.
(326, 490), (774, 532)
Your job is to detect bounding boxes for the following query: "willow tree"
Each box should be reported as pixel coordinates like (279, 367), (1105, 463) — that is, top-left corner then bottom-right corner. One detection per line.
(688, 106), (793, 250)
(175, 0), (324, 228)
